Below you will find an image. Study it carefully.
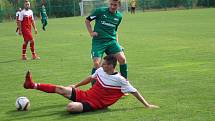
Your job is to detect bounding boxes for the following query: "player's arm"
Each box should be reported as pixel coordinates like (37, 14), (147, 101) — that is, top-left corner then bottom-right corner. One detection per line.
(116, 32), (125, 51)
(17, 20), (22, 35)
(31, 19), (37, 34)
(85, 8), (100, 37)
(116, 32), (119, 42)
(115, 16), (122, 43)
(121, 80), (159, 108)
(17, 12), (22, 35)
(74, 76), (94, 88)
(45, 12), (48, 19)
(85, 19), (98, 37)
(131, 91), (159, 108)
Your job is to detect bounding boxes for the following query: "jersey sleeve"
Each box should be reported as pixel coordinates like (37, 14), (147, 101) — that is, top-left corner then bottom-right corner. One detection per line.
(91, 68), (100, 78)
(16, 12), (19, 17)
(18, 11), (23, 21)
(121, 80), (137, 93)
(86, 8), (102, 21)
(16, 12), (19, 21)
(31, 10), (34, 21)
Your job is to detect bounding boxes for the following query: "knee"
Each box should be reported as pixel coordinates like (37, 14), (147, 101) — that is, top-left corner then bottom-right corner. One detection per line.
(94, 63), (100, 69)
(56, 86), (66, 95)
(66, 102), (82, 113)
(118, 58), (126, 64)
(66, 103), (75, 112)
(23, 41), (28, 45)
(117, 55), (126, 64)
(115, 52), (127, 64)
(93, 60), (101, 69)
(57, 86), (64, 90)
(30, 40), (34, 44)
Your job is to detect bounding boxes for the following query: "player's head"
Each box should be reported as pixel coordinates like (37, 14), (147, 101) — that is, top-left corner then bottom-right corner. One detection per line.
(24, 0), (31, 10)
(109, 0), (121, 13)
(102, 55), (117, 72)
(17, 8), (22, 11)
(42, 5), (45, 9)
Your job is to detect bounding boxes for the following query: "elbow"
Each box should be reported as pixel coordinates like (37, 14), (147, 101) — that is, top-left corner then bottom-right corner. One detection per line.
(131, 91), (138, 95)
(85, 19), (90, 24)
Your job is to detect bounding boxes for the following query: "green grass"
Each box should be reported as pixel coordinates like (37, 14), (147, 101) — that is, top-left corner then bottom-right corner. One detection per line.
(0, 8), (215, 121)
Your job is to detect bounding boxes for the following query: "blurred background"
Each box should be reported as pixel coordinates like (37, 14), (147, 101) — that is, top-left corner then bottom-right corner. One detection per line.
(0, 0), (215, 23)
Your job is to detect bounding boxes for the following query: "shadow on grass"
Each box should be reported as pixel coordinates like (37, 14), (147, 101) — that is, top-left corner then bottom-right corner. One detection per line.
(0, 59), (20, 64)
(5, 104), (143, 120)
(58, 106), (144, 119)
(5, 104), (66, 121)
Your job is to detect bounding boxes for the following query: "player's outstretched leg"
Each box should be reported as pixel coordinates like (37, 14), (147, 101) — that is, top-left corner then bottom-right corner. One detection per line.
(23, 71), (56, 93)
(23, 71), (73, 96)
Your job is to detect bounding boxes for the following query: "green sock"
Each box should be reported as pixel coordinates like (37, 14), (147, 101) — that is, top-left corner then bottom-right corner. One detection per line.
(91, 68), (97, 86)
(120, 64), (128, 79)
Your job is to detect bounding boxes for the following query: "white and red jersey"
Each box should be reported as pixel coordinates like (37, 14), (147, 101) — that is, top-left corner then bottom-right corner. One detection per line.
(18, 9), (34, 33)
(75, 67), (137, 110)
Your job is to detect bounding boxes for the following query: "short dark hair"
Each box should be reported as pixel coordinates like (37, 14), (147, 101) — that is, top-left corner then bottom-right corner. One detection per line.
(103, 55), (117, 68)
(112, 0), (121, 2)
(111, 0), (121, 5)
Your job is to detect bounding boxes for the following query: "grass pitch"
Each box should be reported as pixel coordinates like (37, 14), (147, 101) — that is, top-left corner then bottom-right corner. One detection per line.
(0, 8), (215, 121)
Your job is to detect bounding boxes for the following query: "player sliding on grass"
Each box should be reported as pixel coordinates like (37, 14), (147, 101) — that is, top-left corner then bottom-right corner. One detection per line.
(23, 55), (159, 113)
(18, 0), (40, 60)
(85, 0), (128, 85)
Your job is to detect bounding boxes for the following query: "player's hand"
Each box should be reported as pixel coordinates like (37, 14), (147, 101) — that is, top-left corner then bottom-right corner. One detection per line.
(145, 104), (159, 109)
(34, 28), (38, 34)
(90, 32), (98, 37)
(120, 46), (124, 51)
(18, 30), (22, 35)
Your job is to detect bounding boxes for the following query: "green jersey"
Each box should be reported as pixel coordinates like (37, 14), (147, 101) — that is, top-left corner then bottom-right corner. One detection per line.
(40, 7), (47, 19)
(88, 7), (122, 41)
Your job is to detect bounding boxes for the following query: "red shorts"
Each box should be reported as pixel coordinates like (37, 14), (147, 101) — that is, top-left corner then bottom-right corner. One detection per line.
(69, 88), (94, 112)
(75, 88), (102, 110)
(75, 88), (89, 102)
(22, 30), (33, 41)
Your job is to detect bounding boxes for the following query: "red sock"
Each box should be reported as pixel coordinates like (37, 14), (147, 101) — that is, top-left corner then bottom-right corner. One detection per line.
(30, 41), (35, 55)
(22, 42), (28, 56)
(37, 83), (56, 93)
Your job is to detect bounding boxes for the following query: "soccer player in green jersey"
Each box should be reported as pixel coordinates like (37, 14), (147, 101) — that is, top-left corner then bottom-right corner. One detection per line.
(85, 0), (128, 85)
(40, 5), (48, 31)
